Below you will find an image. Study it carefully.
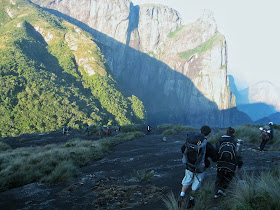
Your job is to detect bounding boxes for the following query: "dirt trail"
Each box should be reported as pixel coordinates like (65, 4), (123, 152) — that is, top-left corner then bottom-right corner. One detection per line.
(1, 130), (280, 209)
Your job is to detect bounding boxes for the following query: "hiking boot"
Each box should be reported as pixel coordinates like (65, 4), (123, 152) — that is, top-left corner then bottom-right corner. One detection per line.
(214, 190), (226, 198)
(177, 196), (185, 208)
(187, 198), (195, 209)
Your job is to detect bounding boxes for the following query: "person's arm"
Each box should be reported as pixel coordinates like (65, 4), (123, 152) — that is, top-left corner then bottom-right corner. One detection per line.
(206, 142), (218, 162)
(181, 144), (186, 154)
(237, 155), (243, 169)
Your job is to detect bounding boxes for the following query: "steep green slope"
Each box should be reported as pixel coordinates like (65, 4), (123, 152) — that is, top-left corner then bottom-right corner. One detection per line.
(0, 0), (145, 137)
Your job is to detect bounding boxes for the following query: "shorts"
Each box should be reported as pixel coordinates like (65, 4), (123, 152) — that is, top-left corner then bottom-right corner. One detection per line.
(181, 169), (205, 191)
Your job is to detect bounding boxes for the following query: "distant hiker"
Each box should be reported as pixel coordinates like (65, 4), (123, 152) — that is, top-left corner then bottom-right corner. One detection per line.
(66, 126), (70, 136)
(106, 127), (110, 136)
(214, 127), (243, 198)
(147, 125), (151, 134)
(86, 125), (91, 135)
(258, 122), (274, 151)
(178, 125), (216, 208)
(118, 126), (121, 132)
(62, 127), (66, 135)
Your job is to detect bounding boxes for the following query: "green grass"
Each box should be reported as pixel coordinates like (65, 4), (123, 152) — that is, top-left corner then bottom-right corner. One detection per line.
(164, 168), (280, 210)
(178, 32), (224, 61)
(167, 26), (185, 39)
(119, 124), (142, 133)
(158, 124), (195, 136)
(221, 169), (280, 210)
(0, 131), (144, 192)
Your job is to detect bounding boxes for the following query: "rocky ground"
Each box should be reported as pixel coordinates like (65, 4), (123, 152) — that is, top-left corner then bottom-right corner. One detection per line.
(1, 129), (280, 210)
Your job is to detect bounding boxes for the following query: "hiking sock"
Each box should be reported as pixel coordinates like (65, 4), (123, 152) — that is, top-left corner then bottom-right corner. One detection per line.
(180, 192), (185, 197)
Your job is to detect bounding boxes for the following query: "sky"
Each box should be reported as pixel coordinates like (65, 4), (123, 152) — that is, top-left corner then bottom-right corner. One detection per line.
(132, 0), (280, 90)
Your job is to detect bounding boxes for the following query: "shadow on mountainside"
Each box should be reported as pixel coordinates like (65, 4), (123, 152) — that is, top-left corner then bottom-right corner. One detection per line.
(1, 129), (280, 209)
(32, 3), (252, 128)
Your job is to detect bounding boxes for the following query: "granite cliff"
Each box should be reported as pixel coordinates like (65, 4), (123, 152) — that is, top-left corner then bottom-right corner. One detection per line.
(30, 0), (252, 127)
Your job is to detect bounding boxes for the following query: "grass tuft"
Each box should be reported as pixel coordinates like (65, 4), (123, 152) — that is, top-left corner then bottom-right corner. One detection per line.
(158, 124), (195, 136)
(0, 131), (144, 192)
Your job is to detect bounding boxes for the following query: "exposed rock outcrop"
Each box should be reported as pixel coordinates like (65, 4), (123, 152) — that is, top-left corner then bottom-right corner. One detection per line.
(30, 0), (252, 127)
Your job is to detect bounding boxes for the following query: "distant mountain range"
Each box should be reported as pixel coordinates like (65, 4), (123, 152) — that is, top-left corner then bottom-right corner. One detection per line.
(254, 112), (280, 125)
(229, 75), (280, 122)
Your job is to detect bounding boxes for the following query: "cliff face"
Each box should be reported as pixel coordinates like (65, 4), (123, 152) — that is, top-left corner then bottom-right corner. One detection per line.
(30, 0), (251, 127)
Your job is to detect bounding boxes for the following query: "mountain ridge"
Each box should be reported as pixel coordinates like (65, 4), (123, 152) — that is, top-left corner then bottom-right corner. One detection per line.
(30, 0), (252, 127)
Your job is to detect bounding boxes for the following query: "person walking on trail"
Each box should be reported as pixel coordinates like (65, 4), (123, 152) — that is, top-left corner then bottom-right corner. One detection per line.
(214, 127), (243, 198)
(86, 125), (91, 135)
(178, 125), (216, 208)
(106, 127), (110, 136)
(147, 125), (151, 134)
(258, 122), (274, 151)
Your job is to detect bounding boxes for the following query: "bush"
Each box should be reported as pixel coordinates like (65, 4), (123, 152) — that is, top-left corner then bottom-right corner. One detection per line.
(158, 124), (195, 136)
(120, 124), (142, 132)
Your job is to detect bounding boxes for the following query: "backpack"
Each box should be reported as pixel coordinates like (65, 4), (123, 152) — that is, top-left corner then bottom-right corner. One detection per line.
(182, 132), (206, 173)
(217, 136), (237, 172)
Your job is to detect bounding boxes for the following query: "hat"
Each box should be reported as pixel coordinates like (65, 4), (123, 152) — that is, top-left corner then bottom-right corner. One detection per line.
(268, 122), (273, 125)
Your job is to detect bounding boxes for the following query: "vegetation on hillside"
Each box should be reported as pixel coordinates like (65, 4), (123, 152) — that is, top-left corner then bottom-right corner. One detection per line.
(0, 0), (146, 137)
(167, 25), (185, 38)
(157, 124), (195, 136)
(178, 32), (224, 61)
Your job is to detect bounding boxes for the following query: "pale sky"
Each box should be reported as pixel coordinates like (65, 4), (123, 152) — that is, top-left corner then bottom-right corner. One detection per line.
(132, 0), (280, 90)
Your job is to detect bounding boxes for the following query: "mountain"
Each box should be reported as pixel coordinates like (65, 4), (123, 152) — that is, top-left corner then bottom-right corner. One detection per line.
(0, 0), (146, 137)
(254, 112), (280, 125)
(29, 0), (252, 127)
(232, 80), (280, 121)
(239, 81), (280, 111)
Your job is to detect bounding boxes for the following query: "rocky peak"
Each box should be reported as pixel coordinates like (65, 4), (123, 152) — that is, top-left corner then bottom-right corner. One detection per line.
(29, 0), (251, 127)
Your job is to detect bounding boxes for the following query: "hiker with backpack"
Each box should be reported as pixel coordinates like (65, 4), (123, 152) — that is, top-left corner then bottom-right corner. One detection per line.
(258, 122), (274, 151)
(214, 127), (243, 198)
(178, 125), (217, 208)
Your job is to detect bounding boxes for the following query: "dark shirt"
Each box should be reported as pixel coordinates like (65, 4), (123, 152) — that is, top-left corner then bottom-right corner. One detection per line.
(181, 140), (217, 169)
(216, 135), (243, 169)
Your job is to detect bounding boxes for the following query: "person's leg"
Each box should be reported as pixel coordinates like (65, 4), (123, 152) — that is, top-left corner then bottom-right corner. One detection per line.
(215, 169), (223, 193)
(186, 172), (205, 208)
(221, 171), (234, 191)
(178, 169), (193, 207)
(214, 170), (228, 198)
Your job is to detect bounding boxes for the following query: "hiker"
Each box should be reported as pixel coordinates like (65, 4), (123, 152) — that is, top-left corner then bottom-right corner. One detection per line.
(106, 127), (110, 136)
(66, 126), (70, 135)
(62, 127), (66, 135)
(147, 125), (151, 134)
(258, 122), (274, 151)
(214, 127), (243, 198)
(86, 125), (91, 135)
(178, 125), (216, 208)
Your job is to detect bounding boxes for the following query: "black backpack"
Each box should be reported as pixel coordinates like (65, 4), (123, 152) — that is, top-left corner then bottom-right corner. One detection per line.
(182, 132), (206, 173)
(217, 136), (237, 172)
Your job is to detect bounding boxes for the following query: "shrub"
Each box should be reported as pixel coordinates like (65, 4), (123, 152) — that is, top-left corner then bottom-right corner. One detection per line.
(158, 124), (195, 136)
(120, 124), (142, 132)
